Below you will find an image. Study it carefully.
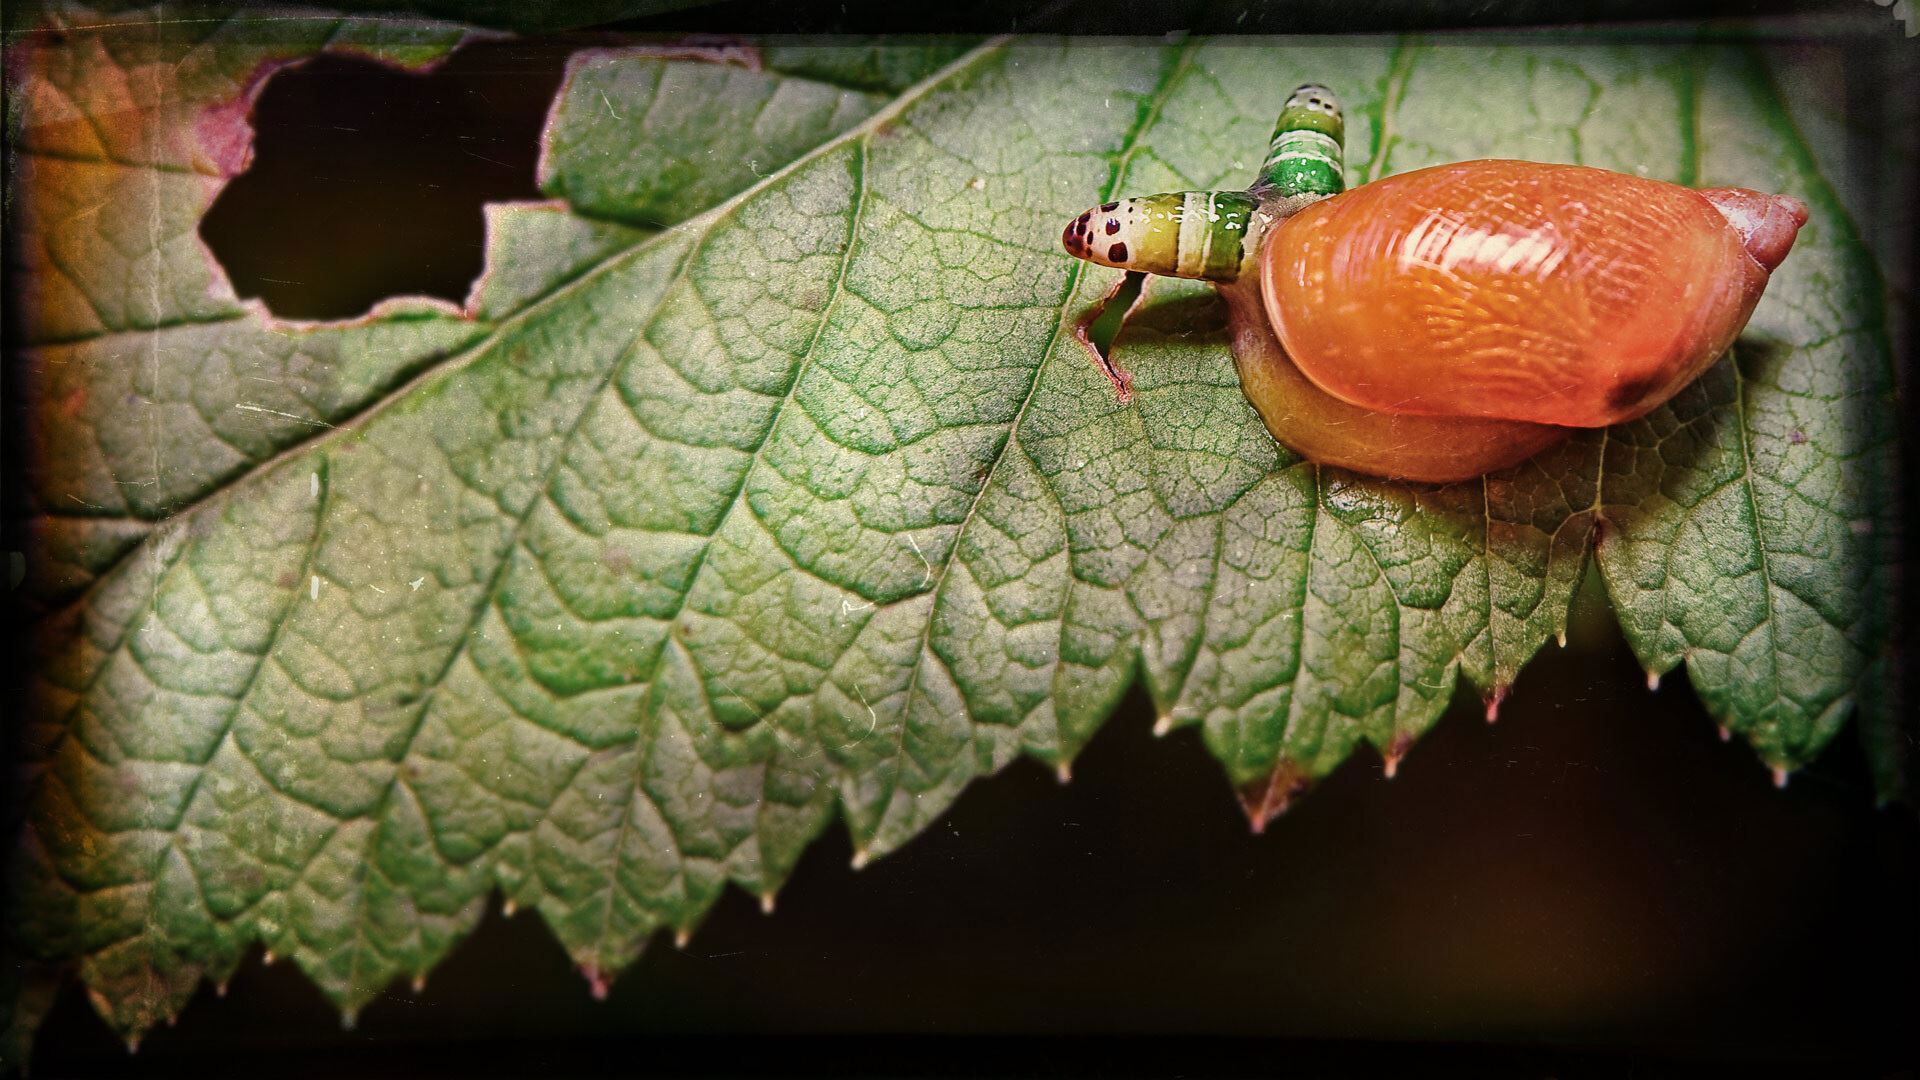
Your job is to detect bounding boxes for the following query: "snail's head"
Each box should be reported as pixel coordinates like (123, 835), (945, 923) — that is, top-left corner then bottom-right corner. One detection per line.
(1062, 191), (1266, 283)
(1700, 188), (1809, 272)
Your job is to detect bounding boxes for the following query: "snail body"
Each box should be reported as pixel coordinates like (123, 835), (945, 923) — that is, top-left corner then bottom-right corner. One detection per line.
(1062, 85), (1807, 483)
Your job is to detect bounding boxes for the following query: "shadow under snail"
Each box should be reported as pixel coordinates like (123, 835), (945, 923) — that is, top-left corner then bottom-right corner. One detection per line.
(1062, 83), (1809, 483)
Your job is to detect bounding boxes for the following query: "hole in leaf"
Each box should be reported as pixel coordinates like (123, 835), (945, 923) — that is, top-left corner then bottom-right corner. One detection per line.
(1074, 270), (1146, 403)
(200, 39), (574, 320)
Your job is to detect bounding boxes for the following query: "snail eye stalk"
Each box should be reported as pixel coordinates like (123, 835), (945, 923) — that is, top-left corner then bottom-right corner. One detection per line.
(1257, 82), (1347, 199)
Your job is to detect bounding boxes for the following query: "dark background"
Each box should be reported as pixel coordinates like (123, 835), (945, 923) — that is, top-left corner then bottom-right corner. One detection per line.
(14, 0), (1919, 1075)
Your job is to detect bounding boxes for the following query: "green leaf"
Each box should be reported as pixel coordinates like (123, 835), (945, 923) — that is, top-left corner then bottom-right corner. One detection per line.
(540, 39), (978, 228)
(5, 9), (1902, 1055)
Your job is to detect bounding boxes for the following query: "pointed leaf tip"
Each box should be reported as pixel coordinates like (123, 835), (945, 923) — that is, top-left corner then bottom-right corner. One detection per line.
(674, 929), (692, 949)
(1152, 715), (1174, 737)
(1646, 670), (1662, 692)
(1484, 685), (1509, 724)
(1056, 760), (1073, 784)
(503, 899), (518, 916)
(759, 891), (777, 915)
(1382, 733), (1415, 780)
(850, 848), (870, 870)
(1237, 759), (1312, 833)
(1772, 766), (1791, 789)
(1717, 725), (1732, 742)
(581, 965), (610, 1002)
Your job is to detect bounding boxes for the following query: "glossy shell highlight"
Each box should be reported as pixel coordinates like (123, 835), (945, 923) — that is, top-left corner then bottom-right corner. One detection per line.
(1261, 160), (1792, 430)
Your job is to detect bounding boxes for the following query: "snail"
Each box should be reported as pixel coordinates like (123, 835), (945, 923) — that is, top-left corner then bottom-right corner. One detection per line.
(1062, 83), (1808, 483)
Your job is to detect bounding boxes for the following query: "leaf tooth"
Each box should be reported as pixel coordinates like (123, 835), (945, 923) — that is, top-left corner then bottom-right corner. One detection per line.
(1717, 725), (1733, 742)
(1152, 715), (1175, 737)
(1382, 732), (1416, 780)
(1484, 684), (1509, 724)
(849, 847), (871, 871)
(411, 974), (427, 995)
(1055, 760), (1073, 784)
(759, 891), (777, 915)
(674, 928), (693, 949)
(581, 964), (611, 1002)
(1772, 766), (1792, 789)
(1236, 758), (1312, 834)
(341, 1009), (359, 1032)
(1646, 670), (1662, 693)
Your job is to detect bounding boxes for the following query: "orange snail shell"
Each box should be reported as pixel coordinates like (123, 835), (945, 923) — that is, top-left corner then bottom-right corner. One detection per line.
(1226, 159), (1808, 483)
